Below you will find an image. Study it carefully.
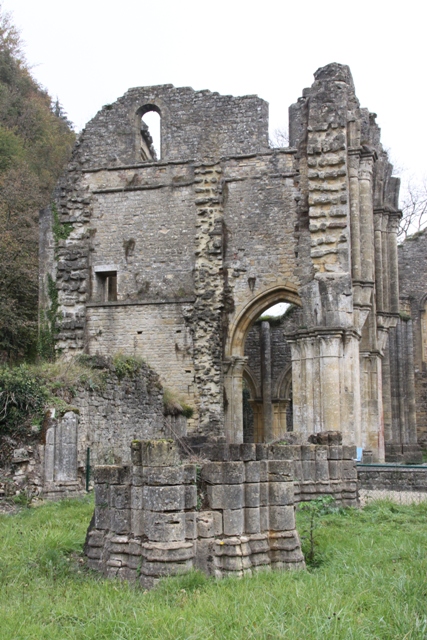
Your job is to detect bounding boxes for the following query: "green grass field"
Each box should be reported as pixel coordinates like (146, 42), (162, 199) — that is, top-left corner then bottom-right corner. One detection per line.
(1, 496), (427, 639)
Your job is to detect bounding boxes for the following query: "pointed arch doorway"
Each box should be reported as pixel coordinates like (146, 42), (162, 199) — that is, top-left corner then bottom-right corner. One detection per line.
(224, 285), (301, 443)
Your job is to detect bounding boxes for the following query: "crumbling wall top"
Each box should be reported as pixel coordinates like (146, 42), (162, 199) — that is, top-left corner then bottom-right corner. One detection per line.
(75, 85), (269, 169)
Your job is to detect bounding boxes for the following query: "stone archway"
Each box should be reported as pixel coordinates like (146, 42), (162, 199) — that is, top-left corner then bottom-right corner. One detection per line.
(223, 285), (301, 443)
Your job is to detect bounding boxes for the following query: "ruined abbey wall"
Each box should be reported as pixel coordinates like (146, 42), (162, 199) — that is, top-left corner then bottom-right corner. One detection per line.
(40, 63), (417, 462)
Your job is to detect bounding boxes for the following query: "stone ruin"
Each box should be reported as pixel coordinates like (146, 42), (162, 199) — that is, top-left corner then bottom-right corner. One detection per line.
(40, 61), (423, 465)
(85, 436), (358, 586)
(33, 61), (427, 581)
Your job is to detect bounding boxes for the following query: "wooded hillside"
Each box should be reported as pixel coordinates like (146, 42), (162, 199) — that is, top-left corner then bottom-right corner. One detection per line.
(0, 7), (75, 362)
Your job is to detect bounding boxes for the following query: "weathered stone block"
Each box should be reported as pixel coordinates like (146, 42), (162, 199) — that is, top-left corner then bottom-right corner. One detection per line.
(342, 445), (357, 460)
(144, 511), (186, 542)
(248, 533), (269, 554)
(95, 483), (109, 507)
(268, 481), (294, 506)
(196, 511), (223, 538)
(293, 461), (303, 481)
(267, 460), (293, 480)
(244, 507), (261, 533)
(223, 509), (244, 535)
(268, 505), (295, 531)
(270, 549), (305, 563)
(315, 460), (330, 481)
(206, 484), (244, 510)
(268, 444), (293, 460)
(183, 464), (197, 484)
(111, 508), (131, 534)
(130, 485), (144, 510)
(342, 459), (357, 479)
(222, 462), (245, 484)
(94, 465), (130, 485)
(185, 512), (197, 539)
(269, 531), (301, 551)
(328, 445), (343, 460)
(256, 444), (268, 460)
(260, 506), (269, 531)
(184, 485), (197, 509)
(259, 460), (268, 482)
(141, 440), (180, 467)
(244, 461), (261, 483)
(142, 485), (185, 512)
(328, 459), (343, 479)
(201, 462), (223, 484)
(95, 505), (111, 530)
(140, 559), (193, 577)
(302, 460), (316, 481)
(194, 538), (215, 574)
(131, 509), (145, 536)
(315, 446), (328, 460)
(301, 445), (316, 461)
(245, 483), (260, 507)
(142, 466), (184, 486)
(229, 444), (241, 460)
(259, 482), (268, 506)
(240, 444), (256, 461)
(204, 443), (230, 461)
(110, 484), (130, 509)
(141, 541), (194, 562)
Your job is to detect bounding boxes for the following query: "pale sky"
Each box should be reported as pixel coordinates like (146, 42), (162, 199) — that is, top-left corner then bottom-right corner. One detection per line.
(4, 0), (426, 189)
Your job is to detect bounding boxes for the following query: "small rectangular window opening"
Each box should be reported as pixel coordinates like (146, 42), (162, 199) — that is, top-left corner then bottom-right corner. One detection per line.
(96, 271), (117, 302)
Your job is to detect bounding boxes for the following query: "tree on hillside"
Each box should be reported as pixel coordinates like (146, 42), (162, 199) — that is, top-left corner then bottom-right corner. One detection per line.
(0, 6), (75, 362)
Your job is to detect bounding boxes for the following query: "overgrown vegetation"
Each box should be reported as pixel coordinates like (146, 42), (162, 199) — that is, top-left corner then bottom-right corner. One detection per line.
(0, 6), (75, 362)
(163, 387), (194, 418)
(1, 497), (427, 639)
(0, 359), (105, 440)
(112, 353), (144, 381)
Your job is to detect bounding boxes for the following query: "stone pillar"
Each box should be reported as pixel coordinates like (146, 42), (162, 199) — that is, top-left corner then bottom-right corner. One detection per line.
(359, 153), (376, 284)
(289, 329), (361, 446)
(373, 211), (384, 311)
(260, 321), (273, 442)
(388, 213), (400, 313)
(348, 149), (361, 282)
(223, 356), (248, 444)
(381, 212), (390, 311)
(359, 352), (385, 461)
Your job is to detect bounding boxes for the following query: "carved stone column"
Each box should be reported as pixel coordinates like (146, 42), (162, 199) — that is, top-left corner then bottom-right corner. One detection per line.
(260, 321), (273, 442)
(359, 152), (376, 284)
(223, 356), (248, 444)
(288, 328), (361, 446)
(388, 212), (400, 314)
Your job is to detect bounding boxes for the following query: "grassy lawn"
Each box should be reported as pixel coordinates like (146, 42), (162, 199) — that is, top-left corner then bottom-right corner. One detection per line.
(1, 496), (427, 640)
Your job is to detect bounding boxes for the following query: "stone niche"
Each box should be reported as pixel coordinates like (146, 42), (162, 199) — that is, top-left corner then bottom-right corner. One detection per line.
(85, 437), (358, 588)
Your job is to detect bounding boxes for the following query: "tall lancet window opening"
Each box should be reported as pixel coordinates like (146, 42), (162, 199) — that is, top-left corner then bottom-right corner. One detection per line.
(138, 106), (161, 162)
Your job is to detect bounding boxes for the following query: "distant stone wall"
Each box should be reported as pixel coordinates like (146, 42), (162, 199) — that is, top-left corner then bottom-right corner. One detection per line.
(397, 230), (427, 445)
(358, 464), (427, 493)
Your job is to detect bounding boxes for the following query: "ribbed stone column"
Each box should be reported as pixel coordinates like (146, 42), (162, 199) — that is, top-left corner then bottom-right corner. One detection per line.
(388, 213), (400, 313)
(223, 356), (248, 444)
(373, 211), (384, 311)
(359, 153), (375, 284)
(261, 321), (273, 442)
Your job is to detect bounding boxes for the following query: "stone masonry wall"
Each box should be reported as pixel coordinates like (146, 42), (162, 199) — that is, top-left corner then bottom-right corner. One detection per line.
(398, 230), (427, 445)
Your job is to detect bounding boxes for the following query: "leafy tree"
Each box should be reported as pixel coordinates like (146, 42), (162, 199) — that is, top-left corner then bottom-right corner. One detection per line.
(0, 5), (75, 361)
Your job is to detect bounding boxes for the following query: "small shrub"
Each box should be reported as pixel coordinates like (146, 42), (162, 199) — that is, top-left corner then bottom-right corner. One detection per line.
(112, 353), (144, 380)
(298, 495), (342, 567)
